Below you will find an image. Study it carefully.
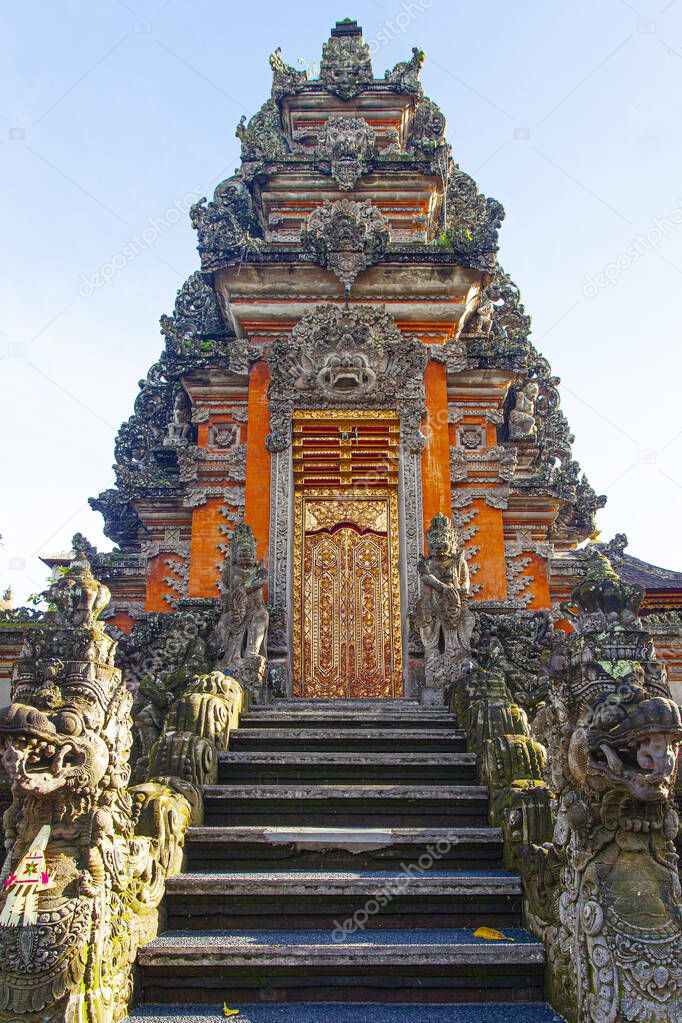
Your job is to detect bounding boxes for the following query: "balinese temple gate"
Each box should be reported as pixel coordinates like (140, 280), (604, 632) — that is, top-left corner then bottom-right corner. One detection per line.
(1, 20), (681, 1023)
(89, 19), (645, 705)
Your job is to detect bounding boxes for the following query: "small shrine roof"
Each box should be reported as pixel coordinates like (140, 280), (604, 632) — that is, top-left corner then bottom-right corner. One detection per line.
(610, 551), (682, 591)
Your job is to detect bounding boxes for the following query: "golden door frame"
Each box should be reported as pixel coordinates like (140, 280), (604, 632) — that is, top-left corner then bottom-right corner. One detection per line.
(292, 487), (403, 698)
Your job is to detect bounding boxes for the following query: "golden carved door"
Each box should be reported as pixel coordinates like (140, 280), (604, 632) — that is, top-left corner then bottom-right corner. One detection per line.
(293, 493), (402, 698)
(292, 412), (402, 698)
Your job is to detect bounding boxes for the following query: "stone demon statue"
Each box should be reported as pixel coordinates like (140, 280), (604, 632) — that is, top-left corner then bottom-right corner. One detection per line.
(459, 547), (682, 1023)
(0, 554), (226, 1023)
(540, 550), (682, 1023)
(414, 513), (474, 702)
(215, 522), (269, 696)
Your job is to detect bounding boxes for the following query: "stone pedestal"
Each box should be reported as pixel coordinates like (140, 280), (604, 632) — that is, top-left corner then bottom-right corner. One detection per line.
(226, 654), (269, 703)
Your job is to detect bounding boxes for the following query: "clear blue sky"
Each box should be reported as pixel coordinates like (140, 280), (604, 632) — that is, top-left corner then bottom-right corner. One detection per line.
(2, 0), (682, 600)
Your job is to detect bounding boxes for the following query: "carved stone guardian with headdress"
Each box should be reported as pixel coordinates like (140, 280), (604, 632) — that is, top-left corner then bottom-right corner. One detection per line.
(534, 547), (682, 1023)
(0, 553), (200, 1023)
(165, 389), (193, 446)
(509, 380), (539, 441)
(413, 513), (475, 702)
(215, 523), (269, 697)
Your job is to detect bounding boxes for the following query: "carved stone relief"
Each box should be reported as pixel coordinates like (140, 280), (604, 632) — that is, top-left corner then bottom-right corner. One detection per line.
(315, 115), (378, 190)
(452, 486), (510, 510)
(209, 423), (240, 449)
(267, 304), (427, 453)
(319, 30), (373, 99)
(456, 424), (486, 450)
(301, 199), (390, 290)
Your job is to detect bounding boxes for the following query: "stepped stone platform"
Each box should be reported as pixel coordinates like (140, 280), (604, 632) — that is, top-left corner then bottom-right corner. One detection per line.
(139, 927), (545, 1004)
(218, 751), (477, 784)
(203, 783), (489, 828)
(134, 698), (559, 1016)
(229, 727), (467, 752)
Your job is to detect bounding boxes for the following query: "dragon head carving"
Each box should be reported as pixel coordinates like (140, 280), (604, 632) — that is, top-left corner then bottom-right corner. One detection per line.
(0, 553), (127, 809)
(568, 678), (681, 802)
(0, 697), (111, 799)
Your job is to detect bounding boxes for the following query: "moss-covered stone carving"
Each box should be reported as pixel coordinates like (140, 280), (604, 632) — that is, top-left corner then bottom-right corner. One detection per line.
(0, 558), (243, 1022)
(464, 550), (682, 1022)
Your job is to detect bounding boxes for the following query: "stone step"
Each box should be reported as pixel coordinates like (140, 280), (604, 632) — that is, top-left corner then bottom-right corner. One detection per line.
(239, 713), (455, 730)
(246, 699), (431, 708)
(138, 928), (545, 1005)
(229, 727), (467, 753)
(203, 784), (489, 827)
(128, 1003), (566, 1022)
(165, 870), (523, 931)
(218, 751), (477, 785)
(185, 826), (504, 872)
(260, 699), (425, 712)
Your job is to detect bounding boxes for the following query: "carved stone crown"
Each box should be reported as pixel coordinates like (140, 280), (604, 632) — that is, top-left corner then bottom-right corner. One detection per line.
(425, 512), (459, 554)
(228, 522), (258, 566)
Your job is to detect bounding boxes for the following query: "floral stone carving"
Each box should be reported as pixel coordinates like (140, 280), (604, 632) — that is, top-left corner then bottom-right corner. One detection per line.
(301, 199), (390, 291)
(407, 95), (447, 155)
(440, 166), (505, 270)
(190, 177), (262, 271)
(268, 47), (307, 103)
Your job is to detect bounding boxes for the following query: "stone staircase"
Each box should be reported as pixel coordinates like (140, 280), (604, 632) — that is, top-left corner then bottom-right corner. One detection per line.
(130, 699), (565, 1022)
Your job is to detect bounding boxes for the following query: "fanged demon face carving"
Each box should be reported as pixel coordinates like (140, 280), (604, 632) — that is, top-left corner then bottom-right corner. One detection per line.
(0, 673), (124, 800)
(568, 681), (682, 802)
(318, 115), (376, 162)
(316, 350), (377, 396)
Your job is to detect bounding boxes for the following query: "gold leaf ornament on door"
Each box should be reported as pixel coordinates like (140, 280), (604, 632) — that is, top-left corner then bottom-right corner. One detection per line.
(294, 495), (401, 698)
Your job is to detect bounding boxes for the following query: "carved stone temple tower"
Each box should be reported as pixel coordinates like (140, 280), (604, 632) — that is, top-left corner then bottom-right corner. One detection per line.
(2, 21), (682, 1023)
(87, 19), (682, 700)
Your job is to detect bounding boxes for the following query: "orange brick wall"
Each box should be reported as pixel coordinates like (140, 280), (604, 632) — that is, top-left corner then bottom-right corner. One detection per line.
(188, 497), (229, 597)
(421, 360), (451, 535)
(467, 501), (507, 600)
(145, 552), (182, 612)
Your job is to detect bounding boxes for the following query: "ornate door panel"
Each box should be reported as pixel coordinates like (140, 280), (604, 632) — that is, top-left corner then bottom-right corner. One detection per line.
(293, 494), (402, 698)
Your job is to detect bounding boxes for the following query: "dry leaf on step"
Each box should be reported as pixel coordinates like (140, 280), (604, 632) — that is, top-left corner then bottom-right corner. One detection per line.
(473, 926), (515, 941)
